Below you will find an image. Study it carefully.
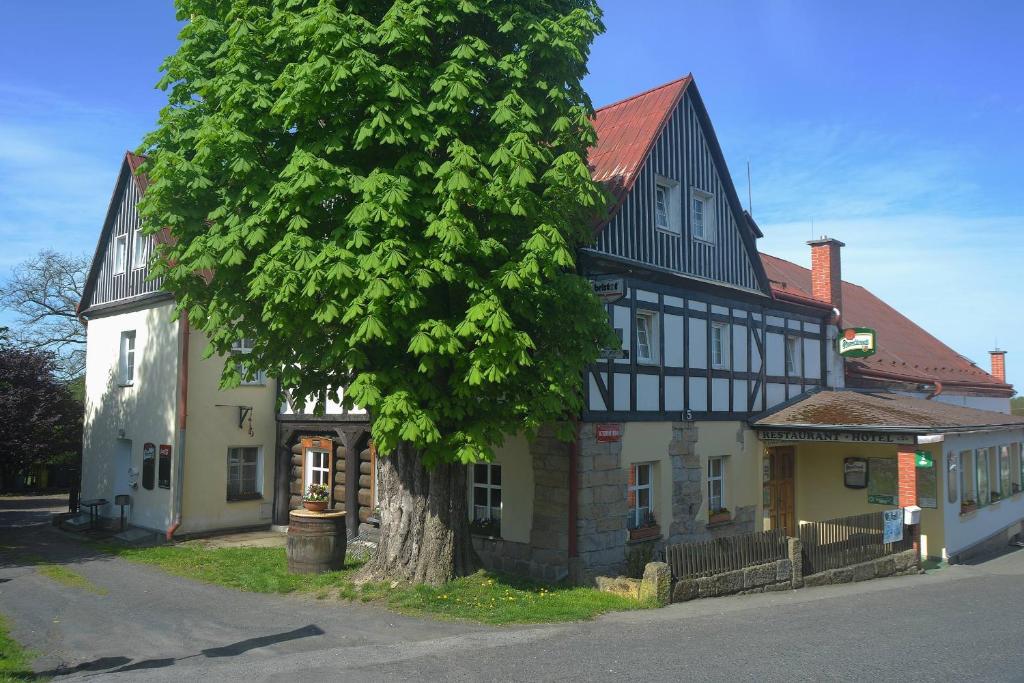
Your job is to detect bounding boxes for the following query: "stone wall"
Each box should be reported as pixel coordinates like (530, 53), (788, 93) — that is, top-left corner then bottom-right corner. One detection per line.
(671, 538), (802, 602)
(474, 426), (570, 582)
(667, 422), (755, 544)
(803, 549), (921, 587)
(574, 422), (628, 581)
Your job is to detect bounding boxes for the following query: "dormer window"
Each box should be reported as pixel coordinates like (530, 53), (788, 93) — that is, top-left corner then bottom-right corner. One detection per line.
(691, 189), (715, 243)
(654, 177), (681, 234)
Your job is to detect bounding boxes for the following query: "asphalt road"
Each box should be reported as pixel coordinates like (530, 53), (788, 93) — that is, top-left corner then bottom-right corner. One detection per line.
(3, 495), (1024, 682)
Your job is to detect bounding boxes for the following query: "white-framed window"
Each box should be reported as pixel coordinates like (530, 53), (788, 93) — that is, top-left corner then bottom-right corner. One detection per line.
(471, 463), (502, 535)
(628, 462), (655, 529)
(304, 449), (331, 488)
(113, 233), (128, 274)
(231, 338), (267, 385)
(976, 448), (991, 505)
(654, 177), (681, 234)
(960, 449), (976, 510)
(707, 456), (726, 513)
(635, 311), (659, 364)
(999, 445), (1011, 499)
(711, 322), (730, 369)
(227, 446), (261, 500)
(132, 225), (147, 269)
(1014, 443), (1023, 495)
(785, 337), (800, 375)
(119, 330), (136, 385)
(691, 189), (715, 242)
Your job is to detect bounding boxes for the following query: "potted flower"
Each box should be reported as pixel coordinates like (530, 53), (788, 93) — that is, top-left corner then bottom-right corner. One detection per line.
(960, 499), (977, 515)
(303, 483), (329, 512)
(991, 491), (1002, 503)
(708, 507), (732, 524)
(627, 511), (660, 541)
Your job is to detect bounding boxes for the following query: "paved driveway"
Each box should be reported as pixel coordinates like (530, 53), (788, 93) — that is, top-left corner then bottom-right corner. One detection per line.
(5, 495), (1024, 681)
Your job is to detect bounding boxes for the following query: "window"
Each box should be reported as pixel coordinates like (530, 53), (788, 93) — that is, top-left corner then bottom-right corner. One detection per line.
(628, 463), (654, 529)
(1015, 443), (1023, 495)
(635, 312), (658, 364)
(999, 446), (1011, 499)
(654, 177), (680, 234)
(785, 337), (800, 375)
(119, 331), (136, 385)
(708, 457), (726, 513)
(231, 338), (267, 385)
(113, 233), (128, 274)
(227, 446), (260, 500)
(947, 452), (958, 504)
(711, 322), (730, 369)
(960, 450), (976, 510)
(472, 463), (502, 536)
(691, 190), (715, 242)
(976, 448), (991, 505)
(304, 449), (331, 488)
(132, 226), (147, 269)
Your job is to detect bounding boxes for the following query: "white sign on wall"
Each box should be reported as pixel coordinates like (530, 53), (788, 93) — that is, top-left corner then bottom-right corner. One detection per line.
(882, 509), (904, 544)
(591, 278), (626, 304)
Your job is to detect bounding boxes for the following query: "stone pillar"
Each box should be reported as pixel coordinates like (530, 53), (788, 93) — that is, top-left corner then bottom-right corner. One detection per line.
(788, 537), (803, 588)
(639, 561), (671, 606)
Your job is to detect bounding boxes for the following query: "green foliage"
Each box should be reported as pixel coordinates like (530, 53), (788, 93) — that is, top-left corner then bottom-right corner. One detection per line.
(0, 614), (36, 682)
(1012, 397), (1024, 416)
(140, 0), (612, 467)
(110, 543), (649, 624)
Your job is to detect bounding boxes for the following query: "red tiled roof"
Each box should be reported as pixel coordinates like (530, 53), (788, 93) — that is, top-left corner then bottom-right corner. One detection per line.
(589, 76), (692, 204)
(761, 253), (1012, 396)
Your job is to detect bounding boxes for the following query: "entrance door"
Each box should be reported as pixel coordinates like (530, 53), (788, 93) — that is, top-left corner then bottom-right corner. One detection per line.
(766, 447), (795, 536)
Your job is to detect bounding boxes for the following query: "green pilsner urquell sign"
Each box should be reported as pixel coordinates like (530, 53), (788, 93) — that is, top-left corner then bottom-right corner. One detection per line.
(838, 327), (877, 358)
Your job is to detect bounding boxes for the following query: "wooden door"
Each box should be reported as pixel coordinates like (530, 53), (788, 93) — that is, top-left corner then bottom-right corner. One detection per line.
(766, 447), (796, 536)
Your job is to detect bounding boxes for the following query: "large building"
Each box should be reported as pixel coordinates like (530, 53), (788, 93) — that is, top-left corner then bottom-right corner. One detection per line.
(79, 75), (1021, 576)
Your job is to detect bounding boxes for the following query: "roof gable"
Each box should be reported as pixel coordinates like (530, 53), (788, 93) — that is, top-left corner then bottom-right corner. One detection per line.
(761, 253), (1012, 395)
(587, 76), (771, 295)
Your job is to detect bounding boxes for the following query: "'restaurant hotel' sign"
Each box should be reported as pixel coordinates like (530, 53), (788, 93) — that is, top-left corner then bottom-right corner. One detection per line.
(837, 327), (877, 358)
(756, 428), (916, 445)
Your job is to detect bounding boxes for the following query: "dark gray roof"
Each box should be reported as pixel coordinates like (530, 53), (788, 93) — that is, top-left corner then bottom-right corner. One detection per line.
(751, 389), (1024, 433)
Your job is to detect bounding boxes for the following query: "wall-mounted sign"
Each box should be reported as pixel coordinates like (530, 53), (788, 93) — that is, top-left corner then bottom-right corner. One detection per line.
(158, 445), (172, 489)
(837, 327), (877, 358)
(757, 428), (915, 445)
(882, 509), (904, 544)
(596, 423), (622, 443)
(142, 443), (156, 490)
(867, 458), (897, 505)
(915, 451), (933, 468)
(843, 457), (868, 489)
(597, 348), (628, 360)
(591, 278), (626, 304)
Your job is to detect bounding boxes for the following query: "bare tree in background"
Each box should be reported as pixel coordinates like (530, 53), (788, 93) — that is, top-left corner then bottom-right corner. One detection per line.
(0, 250), (88, 381)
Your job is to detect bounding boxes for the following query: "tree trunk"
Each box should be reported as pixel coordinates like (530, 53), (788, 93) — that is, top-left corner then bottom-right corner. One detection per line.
(356, 442), (478, 586)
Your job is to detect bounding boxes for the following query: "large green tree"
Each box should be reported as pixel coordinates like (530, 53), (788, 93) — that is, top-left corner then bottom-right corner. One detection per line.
(141, 0), (611, 584)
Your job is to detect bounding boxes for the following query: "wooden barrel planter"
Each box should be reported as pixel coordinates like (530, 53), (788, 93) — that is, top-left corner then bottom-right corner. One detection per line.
(287, 509), (347, 574)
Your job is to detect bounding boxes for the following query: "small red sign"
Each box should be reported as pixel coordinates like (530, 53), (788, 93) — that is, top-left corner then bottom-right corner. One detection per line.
(596, 423), (622, 443)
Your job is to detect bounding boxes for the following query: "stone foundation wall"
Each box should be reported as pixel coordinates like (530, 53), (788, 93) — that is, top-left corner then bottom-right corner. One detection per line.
(574, 422), (628, 581)
(474, 426), (570, 582)
(803, 549), (921, 587)
(671, 538), (802, 602)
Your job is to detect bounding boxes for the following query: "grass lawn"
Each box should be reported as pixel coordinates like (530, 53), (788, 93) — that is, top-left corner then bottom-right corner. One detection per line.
(106, 543), (651, 624)
(0, 614), (36, 682)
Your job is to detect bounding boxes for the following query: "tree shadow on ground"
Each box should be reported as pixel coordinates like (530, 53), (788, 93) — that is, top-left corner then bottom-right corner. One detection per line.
(0, 525), (124, 570)
(34, 625), (325, 678)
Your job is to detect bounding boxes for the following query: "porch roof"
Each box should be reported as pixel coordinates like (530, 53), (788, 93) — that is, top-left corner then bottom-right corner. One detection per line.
(750, 389), (1024, 434)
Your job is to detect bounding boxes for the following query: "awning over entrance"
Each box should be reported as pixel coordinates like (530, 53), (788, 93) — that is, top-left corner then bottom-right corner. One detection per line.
(750, 388), (1024, 443)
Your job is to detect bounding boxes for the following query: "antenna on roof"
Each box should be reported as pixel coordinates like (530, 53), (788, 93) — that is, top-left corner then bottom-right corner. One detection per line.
(746, 161), (752, 215)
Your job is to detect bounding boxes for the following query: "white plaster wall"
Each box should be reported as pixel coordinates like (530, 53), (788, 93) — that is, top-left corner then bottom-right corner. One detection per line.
(943, 429), (1024, 557)
(81, 301), (179, 531)
(935, 394), (1011, 415)
(688, 318), (707, 369)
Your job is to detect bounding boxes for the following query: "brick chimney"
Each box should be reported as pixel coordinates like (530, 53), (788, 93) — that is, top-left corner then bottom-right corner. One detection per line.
(808, 237), (845, 319)
(990, 349), (1007, 383)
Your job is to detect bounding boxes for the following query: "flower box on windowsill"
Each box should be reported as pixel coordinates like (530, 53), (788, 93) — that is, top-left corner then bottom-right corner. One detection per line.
(708, 510), (732, 525)
(960, 501), (977, 515)
(628, 524), (661, 542)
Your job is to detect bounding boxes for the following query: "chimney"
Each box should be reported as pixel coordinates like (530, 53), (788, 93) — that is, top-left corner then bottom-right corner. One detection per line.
(808, 237), (845, 319)
(990, 349), (1007, 383)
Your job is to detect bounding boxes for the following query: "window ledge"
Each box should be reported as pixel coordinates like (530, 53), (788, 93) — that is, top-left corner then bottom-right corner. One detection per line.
(118, 382), (134, 388)
(655, 226), (681, 237)
(226, 494), (263, 503)
(471, 533), (503, 542)
(692, 236), (716, 246)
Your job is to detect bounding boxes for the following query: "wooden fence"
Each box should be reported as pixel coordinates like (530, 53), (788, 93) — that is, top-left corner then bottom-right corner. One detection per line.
(799, 510), (913, 575)
(664, 529), (789, 580)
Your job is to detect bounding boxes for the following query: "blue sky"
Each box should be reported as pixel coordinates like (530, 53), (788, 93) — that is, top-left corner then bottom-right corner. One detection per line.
(1, 2), (1021, 389)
